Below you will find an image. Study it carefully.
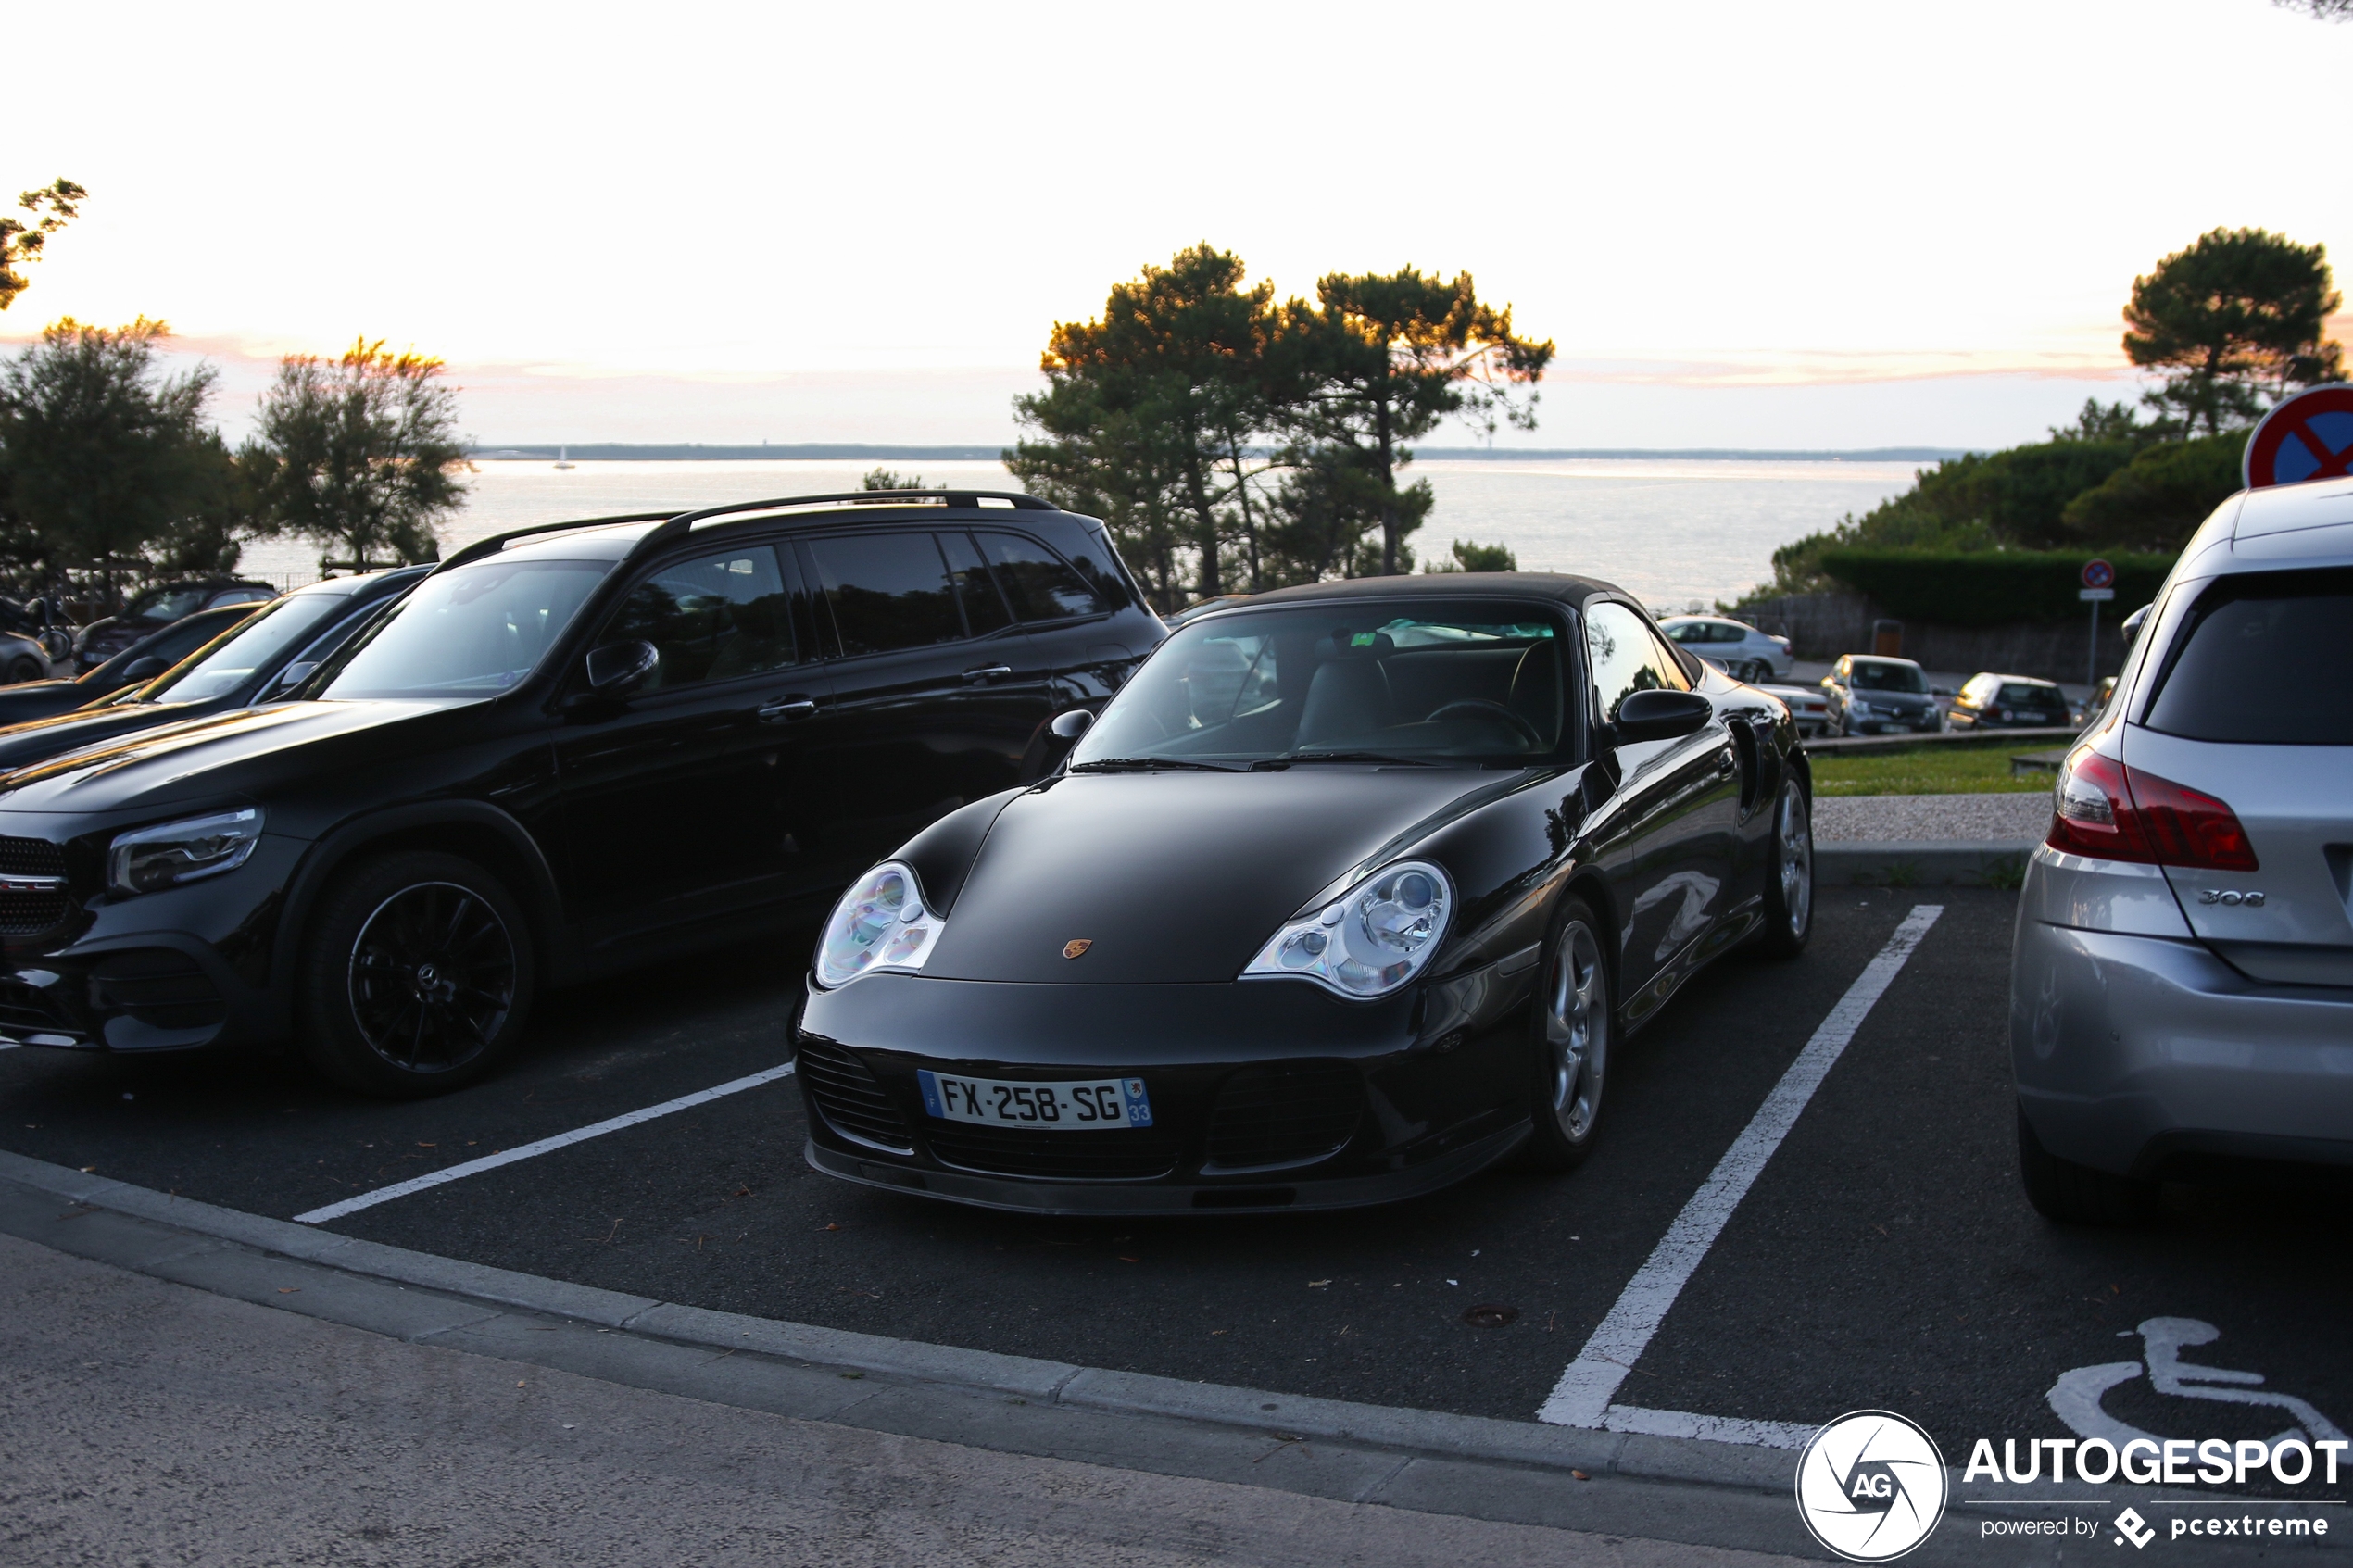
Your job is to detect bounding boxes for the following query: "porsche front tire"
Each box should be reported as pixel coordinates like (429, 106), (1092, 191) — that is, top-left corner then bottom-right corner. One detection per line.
(1516, 897), (1611, 1173)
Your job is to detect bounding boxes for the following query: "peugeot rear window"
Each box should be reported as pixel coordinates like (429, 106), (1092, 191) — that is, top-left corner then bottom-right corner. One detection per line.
(2142, 568), (2353, 745)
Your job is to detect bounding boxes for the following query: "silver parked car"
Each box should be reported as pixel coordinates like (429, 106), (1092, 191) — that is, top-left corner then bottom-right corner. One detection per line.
(1658, 615), (1793, 683)
(2011, 476), (2353, 1222)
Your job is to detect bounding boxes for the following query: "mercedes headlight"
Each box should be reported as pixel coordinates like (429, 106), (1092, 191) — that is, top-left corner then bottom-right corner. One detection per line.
(1242, 860), (1452, 998)
(107, 808), (264, 896)
(813, 861), (944, 988)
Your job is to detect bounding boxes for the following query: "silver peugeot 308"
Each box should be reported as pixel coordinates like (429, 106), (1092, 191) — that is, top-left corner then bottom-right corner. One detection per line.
(2011, 475), (2353, 1222)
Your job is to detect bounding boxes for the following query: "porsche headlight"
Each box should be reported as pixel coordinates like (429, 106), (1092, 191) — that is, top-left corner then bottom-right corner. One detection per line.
(813, 861), (944, 988)
(107, 808), (263, 896)
(1242, 860), (1452, 998)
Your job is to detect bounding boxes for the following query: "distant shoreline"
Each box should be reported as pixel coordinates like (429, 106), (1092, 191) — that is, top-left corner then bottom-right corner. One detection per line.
(467, 443), (1966, 463)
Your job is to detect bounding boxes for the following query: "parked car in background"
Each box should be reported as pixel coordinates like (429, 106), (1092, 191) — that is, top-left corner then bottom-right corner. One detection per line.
(0, 604), (263, 729)
(73, 578), (277, 672)
(1658, 615), (1793, 683)
(0, 594), (74, 683)
(1758, 683), (1836, 737)
(2013, 475), (2353, 1221)
(1821, 654), (1944, 734)
(0, 570), (427, 772)
(798, 574), (1814, 1213)
(1947, 673), (2074, 730)
(0, 494), (1162, 1097)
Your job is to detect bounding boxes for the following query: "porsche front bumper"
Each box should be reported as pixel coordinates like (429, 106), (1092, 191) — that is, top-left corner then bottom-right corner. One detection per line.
(793, 957), (1540, 1215)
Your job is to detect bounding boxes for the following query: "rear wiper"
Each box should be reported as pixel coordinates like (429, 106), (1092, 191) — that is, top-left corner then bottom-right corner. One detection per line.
(1252, 751), (1442, 770)
(1068, 757), (1240, 773)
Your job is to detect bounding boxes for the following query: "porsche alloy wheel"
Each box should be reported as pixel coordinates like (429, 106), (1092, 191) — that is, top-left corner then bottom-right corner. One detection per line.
(1518, 899), (1611, 1171)
(1756, 775), (1813, 958)
(299, 851), (535, 1098)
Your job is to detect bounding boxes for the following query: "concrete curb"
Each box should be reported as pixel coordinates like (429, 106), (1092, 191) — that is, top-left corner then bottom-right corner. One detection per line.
(1815, 840), (2036, 887)
(0, 1147), (1777, 1496)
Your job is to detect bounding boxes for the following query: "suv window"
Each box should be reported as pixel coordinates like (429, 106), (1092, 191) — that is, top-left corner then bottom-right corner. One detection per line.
(2143, 568), (2353, 744)
(806, 533), (963, 656)
(1851, 661), (1927, 693)
(1585, 601), (1689, 723)
(601, 546), (797, 691)
(938, 533), (1013, 637)
(324, 558), (610, 699)
(977, 533), (1106, 621)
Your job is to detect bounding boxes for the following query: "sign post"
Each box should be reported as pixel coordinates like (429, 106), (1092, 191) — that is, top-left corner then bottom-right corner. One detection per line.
(2080, 559), (2115, 690)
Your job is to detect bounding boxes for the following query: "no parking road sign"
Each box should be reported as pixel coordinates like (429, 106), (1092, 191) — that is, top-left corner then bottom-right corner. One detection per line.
(2244, 384), (2353, 489)
(2081, 558), (2114, 591)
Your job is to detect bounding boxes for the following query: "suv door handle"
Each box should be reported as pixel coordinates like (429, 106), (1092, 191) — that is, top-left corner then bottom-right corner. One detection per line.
(963, 664), (1013, 684)
(759, 698), (818, 723)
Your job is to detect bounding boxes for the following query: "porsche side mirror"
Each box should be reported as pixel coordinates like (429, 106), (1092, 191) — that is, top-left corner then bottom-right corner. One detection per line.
(121, 657), (168, 681)
(585, 639), (659, 696)
(1050, 708), (1094, 740)
(2120, 603), (2150, 647)
(1610, 688), (1713, 745)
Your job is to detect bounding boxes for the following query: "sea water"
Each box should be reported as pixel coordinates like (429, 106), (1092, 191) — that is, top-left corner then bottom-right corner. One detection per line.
(235, 456), (1921, 611)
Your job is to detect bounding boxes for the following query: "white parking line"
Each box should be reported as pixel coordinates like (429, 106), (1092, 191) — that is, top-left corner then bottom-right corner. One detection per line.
(1539, 904), (1944, 1429)
(294, 1060), (799, 1225)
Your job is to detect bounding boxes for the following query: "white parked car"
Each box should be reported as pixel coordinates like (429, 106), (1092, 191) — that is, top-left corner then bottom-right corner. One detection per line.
(1659, 616), (1793, 683)
(1759, 684), (1836, 737)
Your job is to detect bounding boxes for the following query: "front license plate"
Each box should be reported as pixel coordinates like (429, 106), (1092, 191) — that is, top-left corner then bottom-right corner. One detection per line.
(917, 1070), (1152, 1130)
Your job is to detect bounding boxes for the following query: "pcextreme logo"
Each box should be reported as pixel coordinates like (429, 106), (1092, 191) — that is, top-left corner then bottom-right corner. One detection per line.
(1795, 1410), (1950, 1562)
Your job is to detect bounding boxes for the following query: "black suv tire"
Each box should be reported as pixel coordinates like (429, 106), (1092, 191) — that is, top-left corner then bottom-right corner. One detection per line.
(298, 850), (535, 1098)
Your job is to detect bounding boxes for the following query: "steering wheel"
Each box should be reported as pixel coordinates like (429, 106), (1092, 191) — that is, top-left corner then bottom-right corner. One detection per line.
(1424, 698), (1542, 749)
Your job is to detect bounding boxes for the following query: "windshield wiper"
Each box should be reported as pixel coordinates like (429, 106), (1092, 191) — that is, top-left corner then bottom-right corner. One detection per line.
(1251, 751), (1443, 770)
(1068, 757), (1241, 773)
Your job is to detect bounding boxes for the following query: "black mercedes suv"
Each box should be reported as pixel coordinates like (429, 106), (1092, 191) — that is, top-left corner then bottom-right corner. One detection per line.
(0, 492), (1162, 1096)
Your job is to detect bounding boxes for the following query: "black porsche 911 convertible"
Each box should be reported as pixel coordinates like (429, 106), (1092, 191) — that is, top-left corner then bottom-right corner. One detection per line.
(795, 572), (1813, 1214)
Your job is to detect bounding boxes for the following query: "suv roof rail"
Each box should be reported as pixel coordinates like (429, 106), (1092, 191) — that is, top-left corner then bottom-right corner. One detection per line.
(625, 488), (1055, 556)
(434, 511), (686, 574)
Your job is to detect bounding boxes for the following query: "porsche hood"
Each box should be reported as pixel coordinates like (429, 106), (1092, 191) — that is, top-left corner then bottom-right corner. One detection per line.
(921, 769), (1515, 985)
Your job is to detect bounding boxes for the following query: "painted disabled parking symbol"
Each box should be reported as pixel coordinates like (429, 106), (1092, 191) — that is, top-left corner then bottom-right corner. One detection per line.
(2048, 1317), (2345, 1447)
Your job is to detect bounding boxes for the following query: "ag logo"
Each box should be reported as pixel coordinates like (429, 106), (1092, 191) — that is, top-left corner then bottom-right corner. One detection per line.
(1794, 1410), (1948, 1561)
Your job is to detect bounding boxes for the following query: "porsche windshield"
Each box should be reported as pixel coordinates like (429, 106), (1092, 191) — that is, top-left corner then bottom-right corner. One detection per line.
(321, 558), (610, 700)
(1071, 603), (1567, 767)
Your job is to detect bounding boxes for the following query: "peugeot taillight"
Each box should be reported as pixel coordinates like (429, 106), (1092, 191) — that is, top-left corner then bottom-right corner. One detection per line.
(2045, 746), (2259, 871)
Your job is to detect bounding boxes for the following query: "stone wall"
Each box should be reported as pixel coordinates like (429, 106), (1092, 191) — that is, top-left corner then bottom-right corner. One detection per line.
(1736, 592), (2133, 684)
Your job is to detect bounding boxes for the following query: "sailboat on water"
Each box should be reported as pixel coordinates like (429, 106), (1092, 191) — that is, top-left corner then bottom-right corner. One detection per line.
(553, 445), (575, 470)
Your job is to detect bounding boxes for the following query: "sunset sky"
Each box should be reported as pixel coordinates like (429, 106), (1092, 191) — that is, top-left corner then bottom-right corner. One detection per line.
(9, 0), (2349, 447)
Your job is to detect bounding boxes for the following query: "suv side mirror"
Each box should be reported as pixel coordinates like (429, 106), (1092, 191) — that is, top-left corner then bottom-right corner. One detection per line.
(585, 639), (659, 696)
(270, 660), (319, 696)
(1608, 688), (1713, 745)
(1049, 708), (1094, 740)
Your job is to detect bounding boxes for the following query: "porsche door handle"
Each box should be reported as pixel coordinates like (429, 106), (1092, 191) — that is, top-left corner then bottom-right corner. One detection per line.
(963, 664), (1014, 684)
(759, 698), (818, 723)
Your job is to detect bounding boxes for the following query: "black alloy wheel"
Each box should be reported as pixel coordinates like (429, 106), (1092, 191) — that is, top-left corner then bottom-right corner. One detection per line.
(1754, 774), (1813, 958)
(299, 850), (535, 1098)
(6, 656), (40, 684)
(1514, 895), (1612, 1173)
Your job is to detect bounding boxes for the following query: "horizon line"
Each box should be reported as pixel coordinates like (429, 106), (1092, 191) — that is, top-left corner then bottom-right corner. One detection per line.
(466, 443), (1972, 463)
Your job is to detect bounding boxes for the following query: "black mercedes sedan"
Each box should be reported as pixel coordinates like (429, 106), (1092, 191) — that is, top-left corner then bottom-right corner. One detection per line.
(795, 574), (1814, 1214)
(0, 602), (266, 729)
(0, 493), (1161, 1096)
(0, 568), (427, 772)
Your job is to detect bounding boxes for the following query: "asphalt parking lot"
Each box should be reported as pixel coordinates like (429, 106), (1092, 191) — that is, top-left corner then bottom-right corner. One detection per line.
(4, 887), (2346, 1467)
